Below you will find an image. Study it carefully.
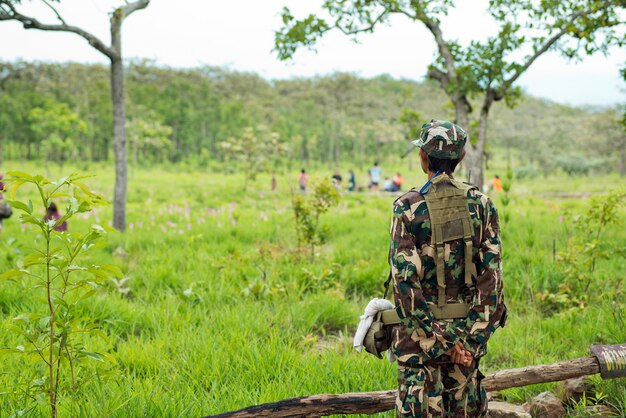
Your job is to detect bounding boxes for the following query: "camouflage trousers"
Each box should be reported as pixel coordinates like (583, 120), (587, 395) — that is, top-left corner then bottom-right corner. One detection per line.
(395, 361), (487, 418)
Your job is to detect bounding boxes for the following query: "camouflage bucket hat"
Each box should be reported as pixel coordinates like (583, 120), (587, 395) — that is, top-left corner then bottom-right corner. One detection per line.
(412, 119), (467, 160)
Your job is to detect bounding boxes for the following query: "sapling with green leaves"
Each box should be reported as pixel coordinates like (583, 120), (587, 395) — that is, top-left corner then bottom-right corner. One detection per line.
(292, 178), (340, 257)
(219, 126), (289, 190)
(559, 188), (625, 293)
(499, 166), (513, 226)
(538, 188), (625, 314)
(0, 172), (121, 418)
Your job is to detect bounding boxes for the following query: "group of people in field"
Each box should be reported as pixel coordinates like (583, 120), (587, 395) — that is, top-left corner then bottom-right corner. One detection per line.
(0, 173), (67, 233)
(296, 162), (405, 193)
(294, 165), (504, 196)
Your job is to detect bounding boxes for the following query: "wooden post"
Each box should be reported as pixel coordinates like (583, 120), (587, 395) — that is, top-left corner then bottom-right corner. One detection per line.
(206, 356), (602, 418)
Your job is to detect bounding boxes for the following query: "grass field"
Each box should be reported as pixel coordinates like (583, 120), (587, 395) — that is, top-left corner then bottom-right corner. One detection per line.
(0, 161), (624, 417)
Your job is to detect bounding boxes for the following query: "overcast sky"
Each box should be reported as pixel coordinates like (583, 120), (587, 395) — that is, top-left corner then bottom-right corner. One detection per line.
(1, 0), (624, 107)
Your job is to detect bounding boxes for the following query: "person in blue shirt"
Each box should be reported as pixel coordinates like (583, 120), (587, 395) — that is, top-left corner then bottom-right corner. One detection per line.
(369, 161), (382, 192)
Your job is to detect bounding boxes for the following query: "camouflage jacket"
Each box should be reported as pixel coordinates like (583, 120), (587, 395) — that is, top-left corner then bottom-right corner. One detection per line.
(389, 173), (506, 365)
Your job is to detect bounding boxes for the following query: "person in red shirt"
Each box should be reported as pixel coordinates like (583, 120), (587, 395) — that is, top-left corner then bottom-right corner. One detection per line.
(491, 175), (503, 193)
(298, 169), (309, 192)
(392, 172), (404, 192)
(0, 173), (7, 231)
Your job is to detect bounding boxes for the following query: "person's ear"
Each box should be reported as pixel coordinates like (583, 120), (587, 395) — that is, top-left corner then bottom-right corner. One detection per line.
(459, 150), (466, 163)
(419, 149), (428, 164)
(419, 149), (429, 173)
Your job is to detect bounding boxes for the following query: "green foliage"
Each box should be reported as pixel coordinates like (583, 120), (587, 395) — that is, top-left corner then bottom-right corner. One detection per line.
(569, 390), (609, 413)
(399, 108), (424, 141)
(556, 154), (605, 176)
(219, 126), (288, 190)
(538, 189), (625, 314)
(1, 171), (118, 417)
(0, 61), (623, 177)
(292, 178), (340, 256)
(275, 7), (330, 61)
(29, 101), (87, 169)
(514, 166), (539, 180)
(276, 1), (624, 106)
(127, 114), (173, 165)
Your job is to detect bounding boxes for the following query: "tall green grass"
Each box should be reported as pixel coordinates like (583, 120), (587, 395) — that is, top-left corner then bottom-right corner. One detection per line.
(0, 162), (624, 417)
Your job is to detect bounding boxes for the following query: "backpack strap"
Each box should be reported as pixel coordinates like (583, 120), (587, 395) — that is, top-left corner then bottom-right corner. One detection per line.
(383, 271), (392, 299)
(424, 175), (477, 308)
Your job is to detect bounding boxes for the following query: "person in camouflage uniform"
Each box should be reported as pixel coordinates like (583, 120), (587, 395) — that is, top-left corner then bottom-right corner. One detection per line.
(389, 119), (507, 417)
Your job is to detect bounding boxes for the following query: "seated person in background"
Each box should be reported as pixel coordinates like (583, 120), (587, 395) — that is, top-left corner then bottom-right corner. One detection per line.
(491, 175), (503, 193)
(348, 169), (356, 192)
(44, 202), (68, 232)
(391, 172), (403, 192)
(331, 170), (342, 188)
(0, 173), (7, 231)
(382, 177), (393, 192)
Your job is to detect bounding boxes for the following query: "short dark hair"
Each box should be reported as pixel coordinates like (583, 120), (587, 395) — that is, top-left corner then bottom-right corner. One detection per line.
(427, 155), (461, 174)
(47, 202), (58, 214)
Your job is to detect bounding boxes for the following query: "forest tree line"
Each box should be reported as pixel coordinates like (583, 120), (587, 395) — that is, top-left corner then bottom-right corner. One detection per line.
(0, 60), (623, 176)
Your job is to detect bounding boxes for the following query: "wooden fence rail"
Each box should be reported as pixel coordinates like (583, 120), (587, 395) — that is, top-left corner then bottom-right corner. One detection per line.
(206, 355), (603, 417)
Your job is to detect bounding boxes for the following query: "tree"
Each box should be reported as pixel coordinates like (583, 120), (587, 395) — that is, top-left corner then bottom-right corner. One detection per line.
(127, 114), (173, 165)
(0, 0), (150, 231)
(275, 0), (625, 189)
(219, 126), (288, 190)
(29, 100), (87, 169)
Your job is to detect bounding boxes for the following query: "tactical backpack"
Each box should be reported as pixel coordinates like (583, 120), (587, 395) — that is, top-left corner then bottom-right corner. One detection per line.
(363, 175), (477, 359)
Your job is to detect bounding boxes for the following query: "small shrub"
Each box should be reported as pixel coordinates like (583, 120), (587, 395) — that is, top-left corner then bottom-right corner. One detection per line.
(556, 155), (605, 176)
(538, 189), (625, 314)
(292, 178), (340, 257)
(514, 166), (539, 180)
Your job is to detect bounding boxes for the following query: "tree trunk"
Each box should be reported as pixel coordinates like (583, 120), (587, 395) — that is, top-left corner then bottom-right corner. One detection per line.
(463, 93), (495, 191)
(132, 139), (138, 167)
(452, 97), (483, 187)
(327, 132), (332, 169)
(111, 18), (127, 232)
(619, 143), (626, 177)
(454, 96), (470, 130)
(90, 134), (96, 162)
(359, 137), (364, 171)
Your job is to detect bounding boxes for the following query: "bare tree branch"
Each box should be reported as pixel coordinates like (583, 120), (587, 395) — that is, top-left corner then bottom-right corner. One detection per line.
(41, 0), (66, 25)
(334, 6), (389, 37)
(121, 0), (150, 18)
(427, 67), (449, 88)
(0, 1), (114, 59)
(419, 16), (457, 80)
(207, 356), (605, 417)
